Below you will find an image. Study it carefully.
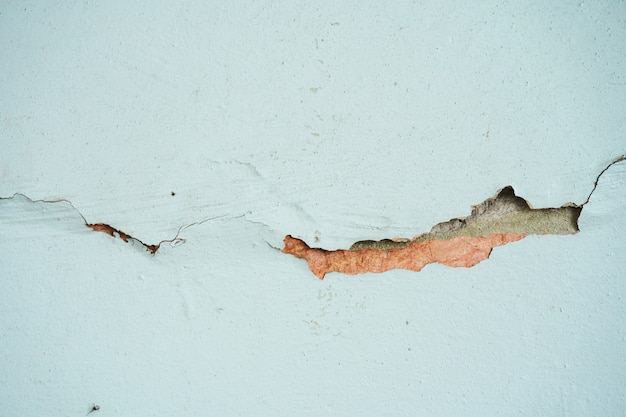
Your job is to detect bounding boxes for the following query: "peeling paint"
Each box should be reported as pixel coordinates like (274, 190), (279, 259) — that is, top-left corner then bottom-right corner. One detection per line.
(350, 185), (581, 251)
(1, 156), (623, 265)
(283, 156), (625, 279)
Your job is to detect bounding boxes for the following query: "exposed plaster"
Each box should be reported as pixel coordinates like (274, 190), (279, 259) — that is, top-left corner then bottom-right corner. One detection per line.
(350, 186), (581, 251)
(85, 223), (166, 254)
(1, 156), (623, 273)
(283, 155), (625, 279)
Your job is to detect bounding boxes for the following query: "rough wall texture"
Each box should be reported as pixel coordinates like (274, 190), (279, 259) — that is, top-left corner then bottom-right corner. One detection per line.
(1, 1), (625, 416)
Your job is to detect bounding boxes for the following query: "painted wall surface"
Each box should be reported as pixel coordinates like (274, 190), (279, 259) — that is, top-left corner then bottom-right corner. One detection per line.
(1, 1), (625, 416)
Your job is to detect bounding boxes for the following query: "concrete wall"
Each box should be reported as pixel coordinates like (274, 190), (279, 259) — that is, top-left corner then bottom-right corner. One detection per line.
(1, 1), (625, 415)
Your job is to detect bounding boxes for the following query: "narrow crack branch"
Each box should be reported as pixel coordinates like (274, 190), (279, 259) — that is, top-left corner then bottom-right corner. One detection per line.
(581, 155), (625, 206)
(0, 193), (226, 255)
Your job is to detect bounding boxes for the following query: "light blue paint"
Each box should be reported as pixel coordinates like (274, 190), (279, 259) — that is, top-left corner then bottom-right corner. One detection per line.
(1, 1), (625, 416)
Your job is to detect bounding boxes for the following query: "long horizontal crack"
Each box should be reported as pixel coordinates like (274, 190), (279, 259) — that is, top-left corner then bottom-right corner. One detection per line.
(1, 155), (623, 269)
(283, 155), (625, 279)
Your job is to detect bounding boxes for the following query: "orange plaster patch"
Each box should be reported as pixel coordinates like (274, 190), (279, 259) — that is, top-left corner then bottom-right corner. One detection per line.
(87, 223), (160, 254)
(283, 233), (527, 279)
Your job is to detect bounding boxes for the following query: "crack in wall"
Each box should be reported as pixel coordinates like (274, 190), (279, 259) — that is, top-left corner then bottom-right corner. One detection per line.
(0, 193), (227, 254)
(1, 155), (624, 273)
(283, 155), (625, 279)
(85, 223), (169, 254)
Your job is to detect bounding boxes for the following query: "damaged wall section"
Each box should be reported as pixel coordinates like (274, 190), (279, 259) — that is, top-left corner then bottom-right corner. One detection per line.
(283, 156), (624, 279)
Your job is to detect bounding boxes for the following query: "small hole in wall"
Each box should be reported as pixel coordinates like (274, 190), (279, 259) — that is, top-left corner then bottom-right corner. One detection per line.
(171, 191), (176, 196)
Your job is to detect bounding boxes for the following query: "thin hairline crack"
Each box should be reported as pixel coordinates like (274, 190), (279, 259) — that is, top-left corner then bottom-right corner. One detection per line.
(581, 155), (625, 206)
(0, 193), (227, 254)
